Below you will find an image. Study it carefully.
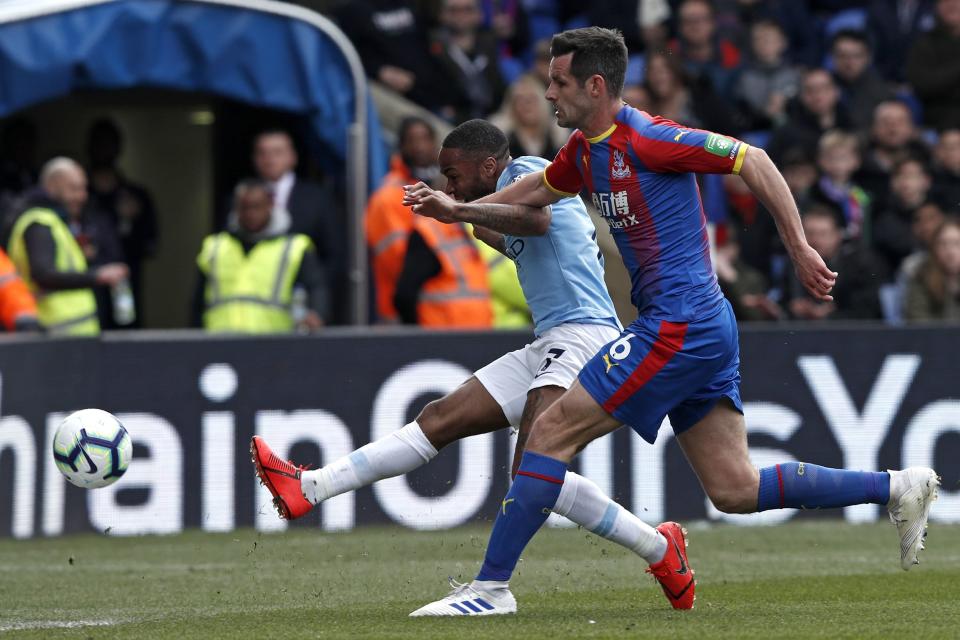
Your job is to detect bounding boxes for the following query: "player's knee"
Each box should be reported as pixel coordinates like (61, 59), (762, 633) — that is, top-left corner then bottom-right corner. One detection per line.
(415, 399), (458, 449)
(525, 407), (575, 459)
(707, 469), (760, 514)
(709, 489), (754, 514)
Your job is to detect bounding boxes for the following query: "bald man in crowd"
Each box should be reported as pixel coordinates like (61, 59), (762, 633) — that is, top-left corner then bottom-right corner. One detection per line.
(5, 157), (128, 335)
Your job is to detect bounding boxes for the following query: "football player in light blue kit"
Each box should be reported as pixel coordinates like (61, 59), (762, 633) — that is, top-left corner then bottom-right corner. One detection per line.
(251, 120), (676, 610)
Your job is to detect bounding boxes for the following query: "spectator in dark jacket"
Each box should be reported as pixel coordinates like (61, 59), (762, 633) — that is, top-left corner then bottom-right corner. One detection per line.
(429, 0), (507, 122)
(933, 128), (960, 210)
(479, 0), (530, 59)
(768, 69), (853, 165)
(251, 129), (348, 324)
(906, 0), (960, 130)
(731, 19), (800, 131)
(786, 205), (886, 321)
(856, 99), (930, 203)
(333, 0), (458, 113)
(868, 0), (935, 83)
(874, 157), (936, 273)
(830, 29), (891, 131)
(85, 118), (159, 328)
(669, 0), (742, 97)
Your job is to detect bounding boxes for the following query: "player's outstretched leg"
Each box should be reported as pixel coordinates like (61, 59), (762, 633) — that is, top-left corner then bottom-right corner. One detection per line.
(678, 402), (941, 570)
(251, 377), (508, 520)
(411, 383), (696, 615)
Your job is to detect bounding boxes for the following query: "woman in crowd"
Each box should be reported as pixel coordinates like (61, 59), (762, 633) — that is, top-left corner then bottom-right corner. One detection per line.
(491, 73), (564, 160)
(905, 217), (960, 321)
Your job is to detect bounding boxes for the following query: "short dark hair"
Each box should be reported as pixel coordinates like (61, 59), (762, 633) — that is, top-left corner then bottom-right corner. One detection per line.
(254, 128), (293, 143)
(831, 28), (871, 52)
(893, 155), (931, 177)
(397, 116), (436, 148)
(233, 178), (272, 202)
(751, 18), (784, 35)
(550, 27), (628, 98)
(802, 204), (842, 226)
(441, 119), (509, 161)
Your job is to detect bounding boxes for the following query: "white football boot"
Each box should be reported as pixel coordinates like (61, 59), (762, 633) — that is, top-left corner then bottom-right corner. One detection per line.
(409, 579), (517, 617)
(887, 467), (940, 570)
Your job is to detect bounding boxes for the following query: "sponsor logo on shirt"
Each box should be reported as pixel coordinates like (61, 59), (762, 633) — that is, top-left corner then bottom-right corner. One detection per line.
(591, 191), (639, 229)
(611, 150), (631, 180)
(704, 133), (735, 157)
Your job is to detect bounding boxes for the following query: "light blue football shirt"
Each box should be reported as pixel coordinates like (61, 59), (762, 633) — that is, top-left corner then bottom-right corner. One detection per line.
(495, 156), (621, 336)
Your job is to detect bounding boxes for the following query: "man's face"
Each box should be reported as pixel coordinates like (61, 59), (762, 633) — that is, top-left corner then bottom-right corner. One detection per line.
(253, 133), (297, 182)
(48, 167), (88, 218)
(804, 214), (842, 260)
(938, 0), (960, 32)
(679, 0), (714, 46)
(801, 71), (839, 116)
(752, 23), (786, 65)
(936, 130), (960, 174)
(913, 203), (945, 247)
(892, 161), (931, 207)
(400, 123), (439, 170)
(439, 147), (495, 202)
(236, 188), (273, 234)
(832, 38), (870, 82)
(872, 103), (915, 149)
(545, 53), (594, 129)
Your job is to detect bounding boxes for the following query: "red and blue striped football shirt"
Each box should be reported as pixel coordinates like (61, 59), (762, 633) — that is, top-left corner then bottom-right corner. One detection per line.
(543, 104), (748, 322)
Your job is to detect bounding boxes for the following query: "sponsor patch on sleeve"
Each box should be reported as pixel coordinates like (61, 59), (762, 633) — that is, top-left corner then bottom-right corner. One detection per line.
(704, 133), (735, 157)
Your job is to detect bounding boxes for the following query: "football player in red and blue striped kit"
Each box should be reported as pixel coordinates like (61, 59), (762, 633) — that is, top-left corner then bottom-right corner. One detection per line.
(410, 26), (939, 616)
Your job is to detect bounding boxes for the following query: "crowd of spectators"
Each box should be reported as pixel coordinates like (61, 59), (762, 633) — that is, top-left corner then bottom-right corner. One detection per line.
(345, 0), (960, 325)
(2, 0), (960, 333)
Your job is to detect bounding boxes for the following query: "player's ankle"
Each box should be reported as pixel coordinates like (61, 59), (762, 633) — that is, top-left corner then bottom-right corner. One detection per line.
(472, 579), (510, 591)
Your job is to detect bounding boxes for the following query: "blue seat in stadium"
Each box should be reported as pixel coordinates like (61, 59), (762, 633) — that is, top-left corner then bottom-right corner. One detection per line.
(562, 14), (590, 31)
(500, 56), (527, 84)
(823, 9), (867, 39)
(625, 54), (646, 87)
(742, 130), (772, 150)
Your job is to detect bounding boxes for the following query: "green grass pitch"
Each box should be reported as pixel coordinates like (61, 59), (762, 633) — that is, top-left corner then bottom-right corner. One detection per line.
(1, 520), (958, 639)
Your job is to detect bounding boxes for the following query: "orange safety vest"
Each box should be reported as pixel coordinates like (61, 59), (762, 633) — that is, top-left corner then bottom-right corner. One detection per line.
(414, 217), (493, 328)
(366, 156), (416, 322)
(0, 248), (38, 331)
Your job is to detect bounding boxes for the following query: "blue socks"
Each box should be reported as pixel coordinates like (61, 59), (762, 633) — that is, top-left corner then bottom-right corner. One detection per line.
(757, 462), (890, 511)
(476, 452), (568, 582)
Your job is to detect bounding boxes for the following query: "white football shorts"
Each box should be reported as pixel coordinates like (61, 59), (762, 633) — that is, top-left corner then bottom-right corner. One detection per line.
(474, 322), (621, 426)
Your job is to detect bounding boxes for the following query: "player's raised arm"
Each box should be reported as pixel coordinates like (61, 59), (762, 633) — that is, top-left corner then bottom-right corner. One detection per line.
(737, 146), (838, 302)
(404, 181), (552, 236)
(451, 201), (552, 236)
(472, 170), (561, 209)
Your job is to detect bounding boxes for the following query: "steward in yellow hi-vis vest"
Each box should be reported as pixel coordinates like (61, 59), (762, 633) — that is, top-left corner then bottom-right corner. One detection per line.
(195, 179), (328, 334)
(5, 158), (130, 336)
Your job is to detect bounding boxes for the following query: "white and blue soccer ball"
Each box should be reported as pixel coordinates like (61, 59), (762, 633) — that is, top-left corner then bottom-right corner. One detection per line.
(52, 409), (132, 489)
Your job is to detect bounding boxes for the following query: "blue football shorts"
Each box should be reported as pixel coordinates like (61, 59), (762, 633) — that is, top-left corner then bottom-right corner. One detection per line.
(578, 299), (743, 443)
